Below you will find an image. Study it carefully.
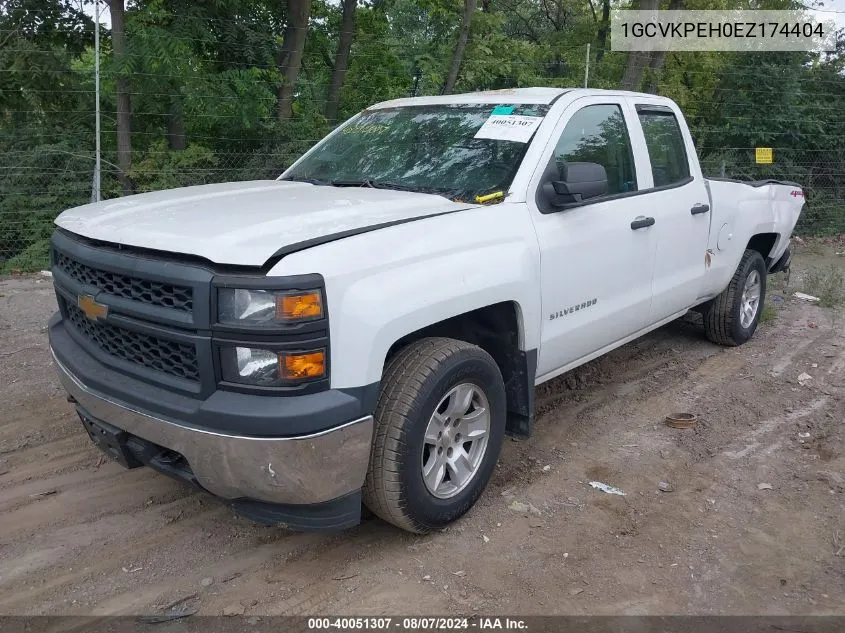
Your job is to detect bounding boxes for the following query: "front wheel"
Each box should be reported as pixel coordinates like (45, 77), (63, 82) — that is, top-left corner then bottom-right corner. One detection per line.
(704, 249), (767, 346)
(363, 337), (506, 534)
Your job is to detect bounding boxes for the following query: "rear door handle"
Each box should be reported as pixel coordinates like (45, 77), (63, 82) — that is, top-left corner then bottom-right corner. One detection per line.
(691, 203), (710, 215)
(630, 216), (655, 230)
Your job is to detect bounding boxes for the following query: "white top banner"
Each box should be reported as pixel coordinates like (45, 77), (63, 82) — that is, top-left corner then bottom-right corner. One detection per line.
(474, 115), (544, 143)
(611, 10), (837, 52)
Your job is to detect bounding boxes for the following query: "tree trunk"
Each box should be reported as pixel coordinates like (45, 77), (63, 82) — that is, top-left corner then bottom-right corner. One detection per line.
(277, 0), (311, 121)
(619, 0), (658, 91)
(645, 0), (683, 93)
(595, 0), (610, 62)
(106, 0), (133, 194)
(325, 0), (356, 122)
(619, 51), (651, 91)
(442, 0), (477, 95)
(645, 51), (668, 94)
(167, 94), (186, 150)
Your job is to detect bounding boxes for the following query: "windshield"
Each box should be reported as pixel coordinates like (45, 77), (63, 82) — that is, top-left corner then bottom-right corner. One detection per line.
(282, 103), (550, 201)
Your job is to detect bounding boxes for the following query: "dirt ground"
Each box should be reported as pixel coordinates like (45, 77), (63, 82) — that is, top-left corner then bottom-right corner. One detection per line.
(1, 241), (844, 618)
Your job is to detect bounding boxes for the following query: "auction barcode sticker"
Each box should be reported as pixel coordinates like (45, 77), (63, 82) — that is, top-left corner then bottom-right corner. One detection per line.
(474, 115), (543, 143)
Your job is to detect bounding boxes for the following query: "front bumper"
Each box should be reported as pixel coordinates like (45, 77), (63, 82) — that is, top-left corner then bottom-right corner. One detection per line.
(51, 346), (374, 530)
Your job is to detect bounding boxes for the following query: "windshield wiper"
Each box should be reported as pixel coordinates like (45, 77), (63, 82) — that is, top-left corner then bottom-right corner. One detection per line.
(281, 176), (331, 186)
(330, 179), (462, 198)
(288, 177), (471, 202)
(330, 178), (409, 190)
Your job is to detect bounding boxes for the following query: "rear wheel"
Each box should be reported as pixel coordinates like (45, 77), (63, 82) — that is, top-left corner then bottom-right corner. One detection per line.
(363, 337), (506, 533)
(704, 249), (767, 346)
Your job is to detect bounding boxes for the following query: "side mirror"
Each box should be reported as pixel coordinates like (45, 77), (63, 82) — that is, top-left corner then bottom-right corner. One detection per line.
(542, 162), (608, 207)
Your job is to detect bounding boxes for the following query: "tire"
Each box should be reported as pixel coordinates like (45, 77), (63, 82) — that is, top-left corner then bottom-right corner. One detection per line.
(363, 337), (507, 534)
(704, 249), (767, 346)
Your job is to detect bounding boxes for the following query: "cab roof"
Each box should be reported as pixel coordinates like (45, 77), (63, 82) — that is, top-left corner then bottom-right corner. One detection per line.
(368, 88), (572, 109)
(367, 87), (675, 110)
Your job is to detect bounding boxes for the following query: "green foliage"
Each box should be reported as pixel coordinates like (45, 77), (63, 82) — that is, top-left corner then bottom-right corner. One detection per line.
(131, 140), (219, 191)
(0, 137), (95, 264)
(1, 0), (844, 272)
(802, 265), (845, 308)
(0, 239), (51, 274)
(759, 300), (777, 325)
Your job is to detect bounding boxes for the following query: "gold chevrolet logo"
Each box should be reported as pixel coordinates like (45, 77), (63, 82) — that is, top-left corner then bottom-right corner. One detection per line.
(77, 295), (108, 321)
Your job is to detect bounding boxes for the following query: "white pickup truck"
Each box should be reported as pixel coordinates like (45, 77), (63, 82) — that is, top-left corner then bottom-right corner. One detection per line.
(48, 88), (803, 533)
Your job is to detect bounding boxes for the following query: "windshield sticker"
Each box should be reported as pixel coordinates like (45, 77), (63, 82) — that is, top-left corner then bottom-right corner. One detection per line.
(491, 105), (515, 115)
(342, 123), (389, 135)
(474, 115), (543, 143)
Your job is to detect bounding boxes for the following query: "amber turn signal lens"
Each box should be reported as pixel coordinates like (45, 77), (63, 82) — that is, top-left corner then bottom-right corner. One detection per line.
(279, 350), (326, 380)
(276, 291), (323, 320)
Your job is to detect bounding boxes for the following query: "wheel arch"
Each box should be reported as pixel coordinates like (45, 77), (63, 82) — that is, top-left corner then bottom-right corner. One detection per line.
(746, 232), (781, 266)
(384, 301), (537, 438)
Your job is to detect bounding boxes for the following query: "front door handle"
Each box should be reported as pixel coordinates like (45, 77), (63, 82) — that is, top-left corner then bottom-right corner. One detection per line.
(631, 216), (656, 230)
(691, 203), (710, 215)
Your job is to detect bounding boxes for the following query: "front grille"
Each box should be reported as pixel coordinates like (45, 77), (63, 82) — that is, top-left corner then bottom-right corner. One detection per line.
(55, 251), (193, 313)
(65, 302), (199, 381)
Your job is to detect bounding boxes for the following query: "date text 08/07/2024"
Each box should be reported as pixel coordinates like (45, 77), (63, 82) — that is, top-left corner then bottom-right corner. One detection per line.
(307, 617), (529, 630)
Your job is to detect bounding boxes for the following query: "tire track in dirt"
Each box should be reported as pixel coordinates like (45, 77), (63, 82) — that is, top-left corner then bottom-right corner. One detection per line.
(721, 398), (829, 460)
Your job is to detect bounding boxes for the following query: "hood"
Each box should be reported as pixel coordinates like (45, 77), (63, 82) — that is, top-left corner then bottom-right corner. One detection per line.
(55, 180), (470, 266)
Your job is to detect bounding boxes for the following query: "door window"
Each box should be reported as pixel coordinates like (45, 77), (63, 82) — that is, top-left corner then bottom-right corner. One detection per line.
(636, 110), (691, 187)
(553, 105), (637, 197)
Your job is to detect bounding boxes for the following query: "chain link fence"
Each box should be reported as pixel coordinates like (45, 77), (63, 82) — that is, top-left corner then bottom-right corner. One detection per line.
(699, 148), (845, 237)
(2, 140), (843, 272)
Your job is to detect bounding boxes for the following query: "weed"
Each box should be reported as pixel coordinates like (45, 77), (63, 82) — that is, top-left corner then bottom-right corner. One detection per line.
(759, 301), (777, 324)
(801, 265), (845, 308)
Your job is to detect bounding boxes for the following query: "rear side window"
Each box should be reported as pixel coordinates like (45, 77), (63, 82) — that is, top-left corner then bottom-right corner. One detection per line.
(637, 109), (691, 188)
(553, 105), (637, 196)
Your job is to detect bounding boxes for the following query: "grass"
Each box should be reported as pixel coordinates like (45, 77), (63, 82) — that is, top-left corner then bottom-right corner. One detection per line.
(801, 265), (845, 308)
(0, 239), (50, 275)
(759, 301), (777, 324)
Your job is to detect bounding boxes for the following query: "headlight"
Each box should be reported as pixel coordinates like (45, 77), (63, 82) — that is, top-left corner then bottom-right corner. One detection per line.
(220, 346), (326, 386)
(218, 288), (323, 325)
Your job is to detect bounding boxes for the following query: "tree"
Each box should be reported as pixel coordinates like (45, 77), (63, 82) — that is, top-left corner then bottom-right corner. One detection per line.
(619, 0), (659, 91)
(106, 0), (134, 193)
(278, 0), (312, 120)
(643, 0), (684, 93)
(106, 0), (134, 194)
(325, 0), (357, 121)
(3, 0), (845, 273)
(442, 0), (478, 94)
(0, 0), (95, 265)
(592, 0), (610, 63)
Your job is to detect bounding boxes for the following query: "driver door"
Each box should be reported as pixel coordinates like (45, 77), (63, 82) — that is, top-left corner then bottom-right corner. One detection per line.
(528, 97), (657, 380)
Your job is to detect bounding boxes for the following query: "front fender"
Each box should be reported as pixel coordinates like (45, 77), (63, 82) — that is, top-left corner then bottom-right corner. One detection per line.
(270, 204), (541, 388)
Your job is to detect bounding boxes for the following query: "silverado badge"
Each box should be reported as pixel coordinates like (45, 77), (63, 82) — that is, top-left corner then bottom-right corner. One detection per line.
(549, 298), (597, 320)
(78, 295), (108, 321)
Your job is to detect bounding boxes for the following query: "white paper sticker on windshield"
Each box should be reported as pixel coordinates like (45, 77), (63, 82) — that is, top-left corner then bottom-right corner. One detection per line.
(474, 115), (543, 143)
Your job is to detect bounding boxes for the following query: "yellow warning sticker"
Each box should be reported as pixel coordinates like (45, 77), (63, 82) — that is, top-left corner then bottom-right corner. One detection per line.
(755, 147), (773, 164)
